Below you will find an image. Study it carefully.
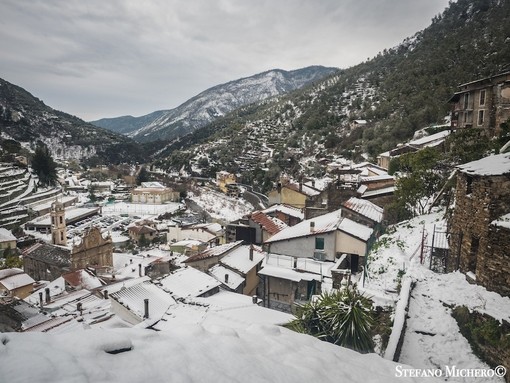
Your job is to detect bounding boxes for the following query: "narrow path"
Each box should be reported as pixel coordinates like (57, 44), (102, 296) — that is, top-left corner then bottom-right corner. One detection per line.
(399, 269), (505, 382)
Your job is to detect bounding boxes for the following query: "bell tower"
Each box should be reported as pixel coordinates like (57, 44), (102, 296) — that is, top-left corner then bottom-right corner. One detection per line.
(51, 199), (67, 246)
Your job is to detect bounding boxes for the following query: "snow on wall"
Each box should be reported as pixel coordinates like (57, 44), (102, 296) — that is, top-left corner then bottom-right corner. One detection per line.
(384, 276), (413, 362)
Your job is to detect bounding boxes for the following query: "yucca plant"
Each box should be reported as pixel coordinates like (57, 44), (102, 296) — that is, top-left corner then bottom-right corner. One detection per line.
(289, 287), (374, 353)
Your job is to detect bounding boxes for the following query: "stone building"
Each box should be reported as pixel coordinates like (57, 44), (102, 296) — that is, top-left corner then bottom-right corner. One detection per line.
(23, 226), (113, 281)
(216, 171), (237, 194)
(448, 152), (510, 297)
(71, 226), (113, 271)
(23, 243), (71, 281)
(449, 70), (510, 136)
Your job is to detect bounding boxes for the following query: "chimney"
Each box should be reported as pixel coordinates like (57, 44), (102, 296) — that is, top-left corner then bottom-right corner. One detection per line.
(138, 263), (142, 277)
(144, 298), (149, 319)
(103, 290), (109, 299)
(45, 287), (51, 303)
(39, 292), (44, 308)
(310, 221), (315, 233)
(249, 245), (254, 261)
(77, 302), (83, 316)
(224, 274), (229, 284)
(252, 295), (258, 304)
(312, 180), (315, 188)
(293, 257), (297, 268)
(277, 182), (282, 194)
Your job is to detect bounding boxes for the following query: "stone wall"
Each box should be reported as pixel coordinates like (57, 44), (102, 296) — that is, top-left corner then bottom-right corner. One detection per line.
(449, 172), (510, 296)
(479, 224), (510, 297)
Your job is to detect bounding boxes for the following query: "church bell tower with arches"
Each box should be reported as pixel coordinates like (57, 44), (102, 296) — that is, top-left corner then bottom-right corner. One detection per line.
(51, 199), (67, 246)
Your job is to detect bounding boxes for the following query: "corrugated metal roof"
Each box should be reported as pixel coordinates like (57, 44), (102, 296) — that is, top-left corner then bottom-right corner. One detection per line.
(110, 281), (175, 322)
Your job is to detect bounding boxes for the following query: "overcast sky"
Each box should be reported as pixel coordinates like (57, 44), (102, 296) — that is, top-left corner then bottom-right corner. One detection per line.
(1, 0), (451, 121)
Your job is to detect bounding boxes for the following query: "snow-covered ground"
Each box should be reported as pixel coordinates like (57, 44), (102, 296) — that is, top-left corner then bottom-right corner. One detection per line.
(363, 210), (510, 382)
(188, 188), (254, 222)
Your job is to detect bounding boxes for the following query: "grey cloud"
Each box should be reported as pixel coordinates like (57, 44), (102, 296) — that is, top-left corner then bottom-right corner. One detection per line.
(0, 0), (451, 121)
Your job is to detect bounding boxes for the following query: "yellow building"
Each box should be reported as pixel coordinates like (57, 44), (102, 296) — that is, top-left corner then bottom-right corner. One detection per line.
(0, 228), (16, 256)
(0, 269), (35, 299)
(267, 180), (324, 209)
(216, 171), (237, 194)
(131, 182), (180, 204)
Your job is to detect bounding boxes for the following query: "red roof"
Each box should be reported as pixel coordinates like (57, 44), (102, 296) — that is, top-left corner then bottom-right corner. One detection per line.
(250, 211), (287, 235)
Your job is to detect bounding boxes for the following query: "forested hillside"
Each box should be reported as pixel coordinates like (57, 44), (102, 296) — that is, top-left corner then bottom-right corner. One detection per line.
(156, 0), (510, 176)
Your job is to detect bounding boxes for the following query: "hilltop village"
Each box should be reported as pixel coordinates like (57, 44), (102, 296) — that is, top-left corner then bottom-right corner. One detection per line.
(1, 71), (510, 382)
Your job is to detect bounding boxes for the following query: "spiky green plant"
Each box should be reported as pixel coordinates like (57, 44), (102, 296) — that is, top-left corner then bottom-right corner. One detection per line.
(289, 287), (375, 353)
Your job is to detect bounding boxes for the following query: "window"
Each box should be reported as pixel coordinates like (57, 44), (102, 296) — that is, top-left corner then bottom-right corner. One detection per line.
(478, 110), (484, 126)
(60, 232), (64, 241)
(466, 175), (473, 194)
(479, 90), (486, 106)
(59, 216), (63, 224)
(463, 94), (469, 109)
(315, 237), (325, 250)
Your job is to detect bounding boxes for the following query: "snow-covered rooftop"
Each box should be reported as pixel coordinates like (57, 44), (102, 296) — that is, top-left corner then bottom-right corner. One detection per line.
(408, 130), (450, 146)
(219, 245), (265, 274)
(342, 197), (384, 223)
(0, 317), (433, 383)
(265, 210), (343, 243)
(338, 217), (374, 241)
(0, 272), (35, 291)
(262, 203), (304, 220)
(185, 241), (242, 263)
(209, 264), (245, 289)
(0, 227), (16, 242)
(457, 152), (510, 176)
(157, 267), (221, 298)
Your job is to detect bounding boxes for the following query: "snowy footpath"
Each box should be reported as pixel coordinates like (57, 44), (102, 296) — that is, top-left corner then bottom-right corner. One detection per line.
(400, 269), (509, 382)
(365, 211), (510, 382)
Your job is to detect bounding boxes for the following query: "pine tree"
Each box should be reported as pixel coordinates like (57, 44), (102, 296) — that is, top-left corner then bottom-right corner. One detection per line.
(31, 145), (57, 186)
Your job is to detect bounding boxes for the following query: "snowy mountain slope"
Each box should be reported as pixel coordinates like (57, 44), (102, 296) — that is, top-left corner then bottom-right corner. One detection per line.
(91, 66), (338, 142)
(0, 77), (145, 164)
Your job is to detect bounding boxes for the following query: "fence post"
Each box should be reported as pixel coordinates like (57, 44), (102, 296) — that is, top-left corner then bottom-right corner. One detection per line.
(419, 226), (425, 264)
(429, 225), (436, 270)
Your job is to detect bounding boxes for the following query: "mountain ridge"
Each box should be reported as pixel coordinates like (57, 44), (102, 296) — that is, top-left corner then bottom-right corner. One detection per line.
(90, 65), (338, 142)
